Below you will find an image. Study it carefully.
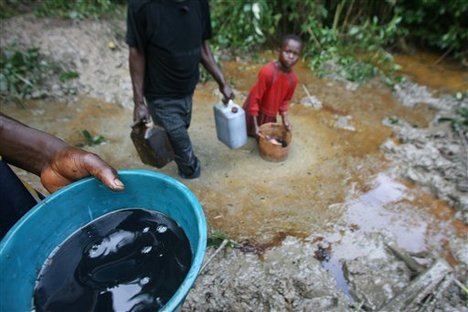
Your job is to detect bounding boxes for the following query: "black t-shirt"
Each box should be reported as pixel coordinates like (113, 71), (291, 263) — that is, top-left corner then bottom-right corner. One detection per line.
(126, 0), (212, 98)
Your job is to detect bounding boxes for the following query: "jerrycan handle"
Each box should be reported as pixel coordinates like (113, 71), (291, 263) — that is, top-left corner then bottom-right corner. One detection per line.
(224, 99), (239, 114)
(131, 119), (154, 129)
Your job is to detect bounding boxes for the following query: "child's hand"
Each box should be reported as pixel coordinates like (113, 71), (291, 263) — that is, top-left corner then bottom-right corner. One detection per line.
(255, 126), (261, 138)
(284, 122), (292, 132)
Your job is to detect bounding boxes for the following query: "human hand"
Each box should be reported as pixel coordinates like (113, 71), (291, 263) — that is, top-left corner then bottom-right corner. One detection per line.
(220, 84), (234, 104)
(284, 122), (292, 132)
(133, 103), (150, 124)
(255, 126), (262, 138)
(40, 147), (124, 193)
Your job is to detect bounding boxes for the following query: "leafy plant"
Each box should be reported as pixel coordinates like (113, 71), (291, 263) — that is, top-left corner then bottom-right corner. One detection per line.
(0, 45), (50, 100)
(394, 0), (468, 60)
(437, 107), (468, 134)
(35, 0), (125, 19)
(80, 129), (107, 146)
(0, 45), (80, 100)
(207, 230), (235, 248)
(210, 0), (405, 84)
(209, 0), (466, 84)
(211, 0), (279, 51)
(388, 116), (400, 125)
(59, 71), (79, 82)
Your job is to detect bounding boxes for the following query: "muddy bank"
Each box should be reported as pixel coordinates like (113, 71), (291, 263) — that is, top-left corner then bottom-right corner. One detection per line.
(185, 234), (466, 311)
(384, 81), (468, 222)
(0, 14), (132, 107)
(1, 14), (467, 311)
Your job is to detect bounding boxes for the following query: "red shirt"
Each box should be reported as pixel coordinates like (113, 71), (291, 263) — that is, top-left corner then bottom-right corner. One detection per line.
(244, 62), (298, 117)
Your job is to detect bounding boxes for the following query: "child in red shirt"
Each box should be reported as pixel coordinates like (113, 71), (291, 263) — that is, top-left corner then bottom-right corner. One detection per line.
(243, 34), (302, 137)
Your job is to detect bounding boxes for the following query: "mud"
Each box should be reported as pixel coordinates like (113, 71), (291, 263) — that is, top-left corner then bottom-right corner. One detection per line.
(1, 14), (467, 311)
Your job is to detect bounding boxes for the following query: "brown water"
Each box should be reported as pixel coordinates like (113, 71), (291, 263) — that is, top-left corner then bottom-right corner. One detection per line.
(4, 52), (466, 261)
(394, 51), (468, 93)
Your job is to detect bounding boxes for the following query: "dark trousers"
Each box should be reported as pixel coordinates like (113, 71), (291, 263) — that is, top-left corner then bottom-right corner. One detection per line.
(147, 96), (199, 176)
(0, 160), (41, 239)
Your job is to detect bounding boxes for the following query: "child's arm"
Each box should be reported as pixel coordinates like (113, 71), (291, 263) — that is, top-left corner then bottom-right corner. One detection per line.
(279, 74), (298, 132)
(247, 65), (275, 136)
(253, 116), (260, 136)
(280, 112), (291, 131)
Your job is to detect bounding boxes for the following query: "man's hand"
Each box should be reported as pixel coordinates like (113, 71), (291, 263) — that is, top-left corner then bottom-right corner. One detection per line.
(220, 84), (234, 104)
(133, 103), (150, 124)
(41, 147), (124, 193)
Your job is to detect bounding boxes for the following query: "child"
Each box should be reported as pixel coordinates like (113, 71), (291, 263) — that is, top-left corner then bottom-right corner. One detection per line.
(243, 34), (302, 137)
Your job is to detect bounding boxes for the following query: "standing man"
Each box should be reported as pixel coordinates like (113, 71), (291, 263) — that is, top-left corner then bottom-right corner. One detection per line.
(126, 0), (234, 179)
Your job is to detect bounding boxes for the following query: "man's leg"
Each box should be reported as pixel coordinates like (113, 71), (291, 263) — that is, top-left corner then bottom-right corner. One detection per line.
(0, 160), (41, 239)
(148, 96), (200, 179)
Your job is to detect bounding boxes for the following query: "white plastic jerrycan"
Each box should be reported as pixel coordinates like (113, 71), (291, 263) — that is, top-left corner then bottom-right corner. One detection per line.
(213, 99), (247, 149)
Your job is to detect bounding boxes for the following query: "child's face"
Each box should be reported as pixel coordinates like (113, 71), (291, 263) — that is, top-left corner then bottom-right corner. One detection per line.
(278, 39), (301, 71)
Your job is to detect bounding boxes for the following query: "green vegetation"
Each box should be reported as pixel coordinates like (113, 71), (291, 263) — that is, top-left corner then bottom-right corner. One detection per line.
(388, 116), (400, 125)
(0, 46), (49, 100)
(438, 106), (468, 134)
(210, 0), (467, 83)
(35, 0), (125, 19)
(0, 45), (80, 101)
(1, 0), (466, 89)
(59, 71), (79, 82)
(207, 230), (235, 249)
(79, 129), (107, 147)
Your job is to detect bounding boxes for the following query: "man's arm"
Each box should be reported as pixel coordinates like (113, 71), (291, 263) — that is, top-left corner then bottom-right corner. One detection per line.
(0, 113), (124, 193)
(200, 40), (234, 102)
(129, 46), (150, 123)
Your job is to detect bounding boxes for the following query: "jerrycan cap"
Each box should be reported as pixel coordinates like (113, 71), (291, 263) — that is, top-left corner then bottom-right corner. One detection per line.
(226, 99), (238, 113)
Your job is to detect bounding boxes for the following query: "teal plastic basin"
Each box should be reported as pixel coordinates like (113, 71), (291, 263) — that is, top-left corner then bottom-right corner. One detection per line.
(0, 170), (207, 312)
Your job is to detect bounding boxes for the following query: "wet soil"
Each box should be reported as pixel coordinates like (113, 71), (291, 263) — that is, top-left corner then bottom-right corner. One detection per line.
(1, 14), (467, 311)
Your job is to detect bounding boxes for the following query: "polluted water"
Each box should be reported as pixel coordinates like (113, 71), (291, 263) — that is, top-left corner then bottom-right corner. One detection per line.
(33, 208), (192, 312)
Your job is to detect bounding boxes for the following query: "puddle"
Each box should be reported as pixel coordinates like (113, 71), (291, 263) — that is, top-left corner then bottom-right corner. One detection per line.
(341, 173), (462, 254)
(345, 173), (439, 252)
(309, 172), (466, 298)
(313, 242), (353, 300)
(394, 51), (468, 93)
(322, 257), (352, 299)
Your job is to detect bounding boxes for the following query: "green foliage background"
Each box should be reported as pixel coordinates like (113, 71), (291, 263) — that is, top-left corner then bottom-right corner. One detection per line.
(210, 0), (467, 82)
(209, 0), (467, 56)
(1, 0), (465, 59)
(1, 0), (466, 93)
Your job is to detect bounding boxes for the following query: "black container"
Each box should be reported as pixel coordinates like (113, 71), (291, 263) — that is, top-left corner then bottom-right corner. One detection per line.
(131, 122), (174, 168)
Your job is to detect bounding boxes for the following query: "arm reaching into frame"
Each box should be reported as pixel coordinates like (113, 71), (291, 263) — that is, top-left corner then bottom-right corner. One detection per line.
(0, 113), (124, 193)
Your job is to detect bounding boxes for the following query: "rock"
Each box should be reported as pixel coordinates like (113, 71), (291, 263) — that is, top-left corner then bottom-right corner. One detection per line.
(334, 115), (356, 132)
(450, 237), (468, 267)
(344, 258), (411, 310)
(393, 81), (439, 108)
(300, 95), (322, 109)
(382, 90), (468, 222)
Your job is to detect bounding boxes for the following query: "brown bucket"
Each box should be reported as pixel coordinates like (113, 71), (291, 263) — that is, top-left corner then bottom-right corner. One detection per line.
(258, 123), (292, 162)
